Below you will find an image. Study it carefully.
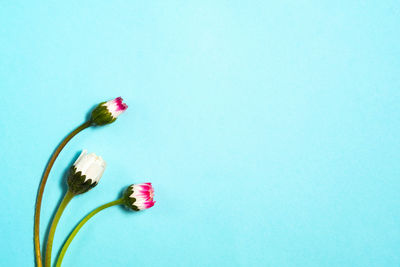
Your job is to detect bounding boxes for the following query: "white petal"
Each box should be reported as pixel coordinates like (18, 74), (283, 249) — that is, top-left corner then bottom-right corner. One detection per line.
(74, 151), (106, 182)
(73, 149), (88, 167)
(103, 101), (122, 119)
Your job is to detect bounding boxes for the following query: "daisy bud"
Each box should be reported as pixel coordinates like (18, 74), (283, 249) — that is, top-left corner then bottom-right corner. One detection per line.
(123, 183), (155, 211)
(91, 97), (128, 126)
(67, 150), (106, 195)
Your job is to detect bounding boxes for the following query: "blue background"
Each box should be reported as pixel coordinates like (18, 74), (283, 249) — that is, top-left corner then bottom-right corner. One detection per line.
(0, 1), (399, 266)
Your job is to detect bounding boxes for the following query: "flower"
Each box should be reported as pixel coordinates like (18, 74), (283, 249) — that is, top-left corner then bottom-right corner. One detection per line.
(123, 183), (155, 211)
(67, 150), (106, 195)
(91, 97), (128, 125)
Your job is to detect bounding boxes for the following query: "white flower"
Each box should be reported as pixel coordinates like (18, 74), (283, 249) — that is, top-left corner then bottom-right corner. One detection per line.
(67, 150), (106, 195)
(73, 150), (106, 184)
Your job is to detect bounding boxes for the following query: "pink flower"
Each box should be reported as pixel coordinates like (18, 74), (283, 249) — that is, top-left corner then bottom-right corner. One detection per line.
(103, 97), (128, 119)
(91, 97), (128, 125)
(124, 183), (155, 211)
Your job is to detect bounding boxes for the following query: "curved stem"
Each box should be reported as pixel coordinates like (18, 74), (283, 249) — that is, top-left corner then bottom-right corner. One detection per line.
(45, 191), (75, 267)
(55, 199), (124, 267)
(34, 121), (91, 267)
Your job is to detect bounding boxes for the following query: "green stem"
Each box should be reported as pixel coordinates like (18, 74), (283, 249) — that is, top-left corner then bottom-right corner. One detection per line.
(35, 121), (91, 267)
(45, 191), (75, 267)
(55, 198), (124, 267)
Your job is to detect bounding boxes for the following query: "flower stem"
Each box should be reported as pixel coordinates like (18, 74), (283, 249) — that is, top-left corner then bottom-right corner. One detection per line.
(34, 121), (91, 267)
(55, 198), (125, 267)
(45, 190), (75, 267)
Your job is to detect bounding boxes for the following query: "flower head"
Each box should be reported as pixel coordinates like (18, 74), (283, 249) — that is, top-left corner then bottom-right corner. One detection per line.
(91, 97), (128, 126)
(123, 183), (155, 211)
(67, 150), (106, 195)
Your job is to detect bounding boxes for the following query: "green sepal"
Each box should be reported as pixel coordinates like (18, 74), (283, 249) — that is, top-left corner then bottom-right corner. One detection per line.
(67, 166), (98, 195)
(123, 186), (140, 211)
(91, 102), (116, 126)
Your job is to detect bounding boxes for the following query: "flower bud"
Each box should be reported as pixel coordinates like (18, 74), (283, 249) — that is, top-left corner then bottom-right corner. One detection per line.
(123, 183), (155, 211)
(67, 150), (106, 195)
(91, 97), (128, 126)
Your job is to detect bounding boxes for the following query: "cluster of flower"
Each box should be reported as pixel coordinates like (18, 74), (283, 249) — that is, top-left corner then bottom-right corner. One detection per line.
(34, 97), (155, 267)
